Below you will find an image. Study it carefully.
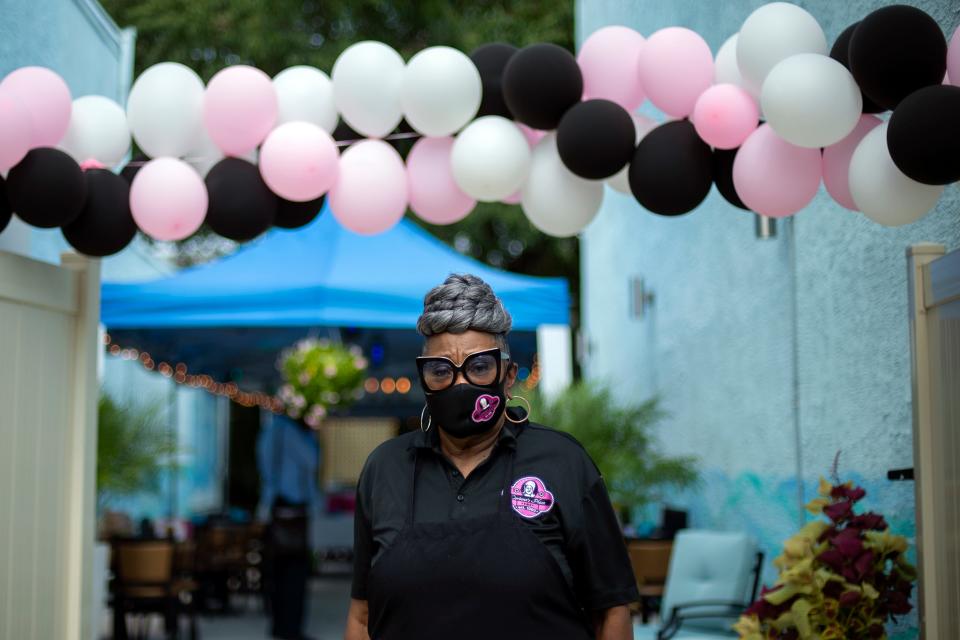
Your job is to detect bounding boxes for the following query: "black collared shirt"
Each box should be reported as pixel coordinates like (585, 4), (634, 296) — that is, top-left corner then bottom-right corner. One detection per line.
(351, 410), (640, 611)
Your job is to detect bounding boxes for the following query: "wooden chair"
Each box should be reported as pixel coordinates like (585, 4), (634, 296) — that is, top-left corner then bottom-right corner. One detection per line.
(110, 538), (199, 640)
(627, 539), (674, 623)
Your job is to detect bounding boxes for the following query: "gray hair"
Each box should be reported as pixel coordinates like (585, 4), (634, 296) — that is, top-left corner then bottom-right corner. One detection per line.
(417, 274), (512, 354)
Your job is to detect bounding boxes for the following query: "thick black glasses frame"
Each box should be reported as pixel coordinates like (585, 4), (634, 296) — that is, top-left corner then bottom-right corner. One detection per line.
(415, 347), (510, 392)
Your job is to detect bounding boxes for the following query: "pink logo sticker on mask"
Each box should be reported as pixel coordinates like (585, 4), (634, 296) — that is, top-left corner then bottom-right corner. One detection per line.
(471, 394), (500, 423)
(510, 476), (555, 519)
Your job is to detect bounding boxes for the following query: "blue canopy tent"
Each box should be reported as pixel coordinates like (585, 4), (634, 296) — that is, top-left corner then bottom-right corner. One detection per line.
(101, 206), (570, 395)
(102, 203), (569, 331)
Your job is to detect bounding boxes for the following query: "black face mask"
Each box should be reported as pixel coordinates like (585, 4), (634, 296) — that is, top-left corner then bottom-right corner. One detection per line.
(425, 379), (507, 439)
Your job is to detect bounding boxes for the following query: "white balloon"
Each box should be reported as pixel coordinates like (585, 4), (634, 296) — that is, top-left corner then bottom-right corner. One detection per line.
(126, 62), (205, 158)
(184, 126), (257, 178)
(762, 53), (862, 148)
(273, 66), (338, 133)
(451, 116), (531, 201)
(522, 133), (604, 237)
(60, 95), (130, 167)
(849, 123), (944, 226)
(401, 46), (482, 137)
(715, 34), (744, 86)
(331, 41), (405, 138)
(607, 114), (658, 194)
(737, 2), (827, 91)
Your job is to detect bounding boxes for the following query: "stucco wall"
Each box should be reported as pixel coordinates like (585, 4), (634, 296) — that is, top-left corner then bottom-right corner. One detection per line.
(577, 1), (960, 636)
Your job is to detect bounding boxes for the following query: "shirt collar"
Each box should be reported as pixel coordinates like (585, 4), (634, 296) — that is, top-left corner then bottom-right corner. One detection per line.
(407, 407), (527, 452)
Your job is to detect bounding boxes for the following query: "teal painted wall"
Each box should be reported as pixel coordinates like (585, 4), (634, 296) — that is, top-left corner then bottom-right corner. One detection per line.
(576, 2), (960, 637)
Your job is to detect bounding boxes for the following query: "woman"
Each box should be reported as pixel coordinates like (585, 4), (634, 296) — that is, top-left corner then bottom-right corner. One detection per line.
(345, 274), (638, 640)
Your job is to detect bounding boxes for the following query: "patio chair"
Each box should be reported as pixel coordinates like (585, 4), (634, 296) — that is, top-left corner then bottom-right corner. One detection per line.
(633, 530), (764, 640)
(627, 539), (673, 623)
(110, 538), (199, 640)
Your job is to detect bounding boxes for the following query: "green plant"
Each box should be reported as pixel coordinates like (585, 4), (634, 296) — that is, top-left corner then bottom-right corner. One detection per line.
(735, 478), (917, 640)
(528, 383), (698, 515)
(96, 392), (179, 509)
(277, 338), (368, 427)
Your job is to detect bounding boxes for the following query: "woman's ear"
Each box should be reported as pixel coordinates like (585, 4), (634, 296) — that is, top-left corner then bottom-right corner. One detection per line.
(505, 362), (519, 395)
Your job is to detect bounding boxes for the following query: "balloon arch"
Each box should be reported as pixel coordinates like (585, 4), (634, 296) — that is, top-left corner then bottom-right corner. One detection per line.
(0, 2), (958, 257)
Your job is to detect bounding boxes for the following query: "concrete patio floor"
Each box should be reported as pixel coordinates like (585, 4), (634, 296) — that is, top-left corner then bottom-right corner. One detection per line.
(109, 576), (352, 640)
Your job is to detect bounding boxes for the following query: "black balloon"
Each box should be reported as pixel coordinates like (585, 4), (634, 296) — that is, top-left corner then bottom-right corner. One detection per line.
(120, 153), (149, 183)
(556, 99), (635, 180)
(502, 43), (583, 130)
(712, 148), (748, 210)
(629, 120), (713, 216)
(275, 196), (324, 229)
(829, 23), (883, 114)
(888, 85), (960, 186)
(205, 158), (277, 241)
(849, 5), (947, 111)
(471, 43), (518, 119)
(6, 147), (86, 228)
(62, 169), (137, 257)
(0, 176), (11, 235)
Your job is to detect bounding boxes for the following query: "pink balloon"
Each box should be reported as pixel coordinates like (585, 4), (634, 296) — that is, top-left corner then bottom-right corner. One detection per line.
(517, 123), (546, 147)
(692, 84), (759, 149)
(406, 136), (476, 225)
(578, 25), (646, 111)
(0, 91), (33, 171)
(329, 140), (408, 235)
(733, 124), (822, 218)
(0, 66), (71, 147)
(502, 190), (522, 204)
(260, 122), (339, 202)
(130, 158), (208, 241)
(203, 65), (277, 156)
(637, 27), (714, 117)
(949, 27), (960, 88)
(822, 114), (882, 211)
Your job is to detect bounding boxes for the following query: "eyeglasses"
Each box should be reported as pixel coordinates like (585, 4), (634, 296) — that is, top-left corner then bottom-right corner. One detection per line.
(416, 347), (510, 392)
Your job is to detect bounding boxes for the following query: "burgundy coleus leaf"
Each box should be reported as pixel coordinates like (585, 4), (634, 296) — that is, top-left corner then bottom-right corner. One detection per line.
(850, 513), (887, 530)
(869, 623), (885, 638)
(846, 486), (866, 501)
(883, 589), (913, 615)
(854, 550), (876, 580)
(832, 528), (864, 558)
(819, 548), (846, 571)
(822, 581), (844, 598)
(839, 590), (861, 607)
(824, 500), (854, 522)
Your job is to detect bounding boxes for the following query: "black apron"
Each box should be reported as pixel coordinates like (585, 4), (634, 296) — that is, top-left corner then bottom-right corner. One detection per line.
(367, 445), (595, 640)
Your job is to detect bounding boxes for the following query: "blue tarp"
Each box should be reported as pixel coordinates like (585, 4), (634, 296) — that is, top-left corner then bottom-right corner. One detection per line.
(101, 204), (570, 331)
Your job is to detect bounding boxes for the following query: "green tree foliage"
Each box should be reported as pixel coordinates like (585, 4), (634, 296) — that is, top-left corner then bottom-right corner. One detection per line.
(529, 383), (699, 514)
(101, 0), (579, 305)
(96, 392), (179, 508)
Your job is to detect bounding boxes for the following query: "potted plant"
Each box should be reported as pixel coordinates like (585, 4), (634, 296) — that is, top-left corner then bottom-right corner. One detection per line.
(97, 392), (179, 513)
(276, 337), (368, 428)
(529, 383), (698, 524)
(734, 476), (917, 640)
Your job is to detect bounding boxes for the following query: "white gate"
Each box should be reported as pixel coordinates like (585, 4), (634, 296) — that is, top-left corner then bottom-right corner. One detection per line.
(0, 251), (100, 640)
(907, 243), (960, 639)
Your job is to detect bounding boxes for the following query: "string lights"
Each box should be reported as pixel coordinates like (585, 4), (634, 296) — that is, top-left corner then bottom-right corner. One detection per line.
(104, 333), (422, 410)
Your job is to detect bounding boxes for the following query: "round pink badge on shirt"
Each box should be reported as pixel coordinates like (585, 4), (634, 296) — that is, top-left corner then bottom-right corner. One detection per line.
(510, 476), (555, 519)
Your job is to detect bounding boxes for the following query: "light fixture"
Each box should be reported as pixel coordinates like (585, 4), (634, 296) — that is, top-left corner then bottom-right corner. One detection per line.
(629, 277), (655, 319)
(755, 214), (777, 239)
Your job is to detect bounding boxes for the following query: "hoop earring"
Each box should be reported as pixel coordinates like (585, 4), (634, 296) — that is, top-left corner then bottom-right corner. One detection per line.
(505, 395), (531, 424)
(420, 405), (432, 432)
